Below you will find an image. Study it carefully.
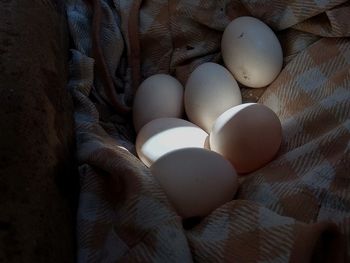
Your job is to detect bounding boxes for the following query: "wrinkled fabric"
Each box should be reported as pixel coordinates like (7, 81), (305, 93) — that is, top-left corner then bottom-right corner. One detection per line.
(66, 0), (350, 262)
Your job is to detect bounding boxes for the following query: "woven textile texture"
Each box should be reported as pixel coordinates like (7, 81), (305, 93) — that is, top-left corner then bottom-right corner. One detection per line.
(66, 0), (350, 262)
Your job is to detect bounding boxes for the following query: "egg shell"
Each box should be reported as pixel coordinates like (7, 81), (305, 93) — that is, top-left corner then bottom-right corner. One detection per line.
(184, 62), (242, 133)
(133, 74), (184, 132)
(150, 148), (238, 218)
(221, 16), (283, 88)
(136, 118), (208, 167)
(210, 103), (282, 174)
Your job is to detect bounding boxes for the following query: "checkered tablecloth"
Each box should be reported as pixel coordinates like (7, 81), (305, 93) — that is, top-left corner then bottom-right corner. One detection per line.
(66, 0), (350, 261)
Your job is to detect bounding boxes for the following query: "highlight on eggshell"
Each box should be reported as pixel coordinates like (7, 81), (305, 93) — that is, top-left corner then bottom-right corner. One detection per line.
(210, 103), (282, 174)
(136, 118), (208, 167)
(133, 74), (184, 132)
(150, 148), (238, 219)
(221, 16), (283, 88)
(184, 62), (242, 133)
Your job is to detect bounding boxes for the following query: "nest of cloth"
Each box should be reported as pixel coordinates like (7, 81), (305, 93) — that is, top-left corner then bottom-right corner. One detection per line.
(66, 0), (350, 261)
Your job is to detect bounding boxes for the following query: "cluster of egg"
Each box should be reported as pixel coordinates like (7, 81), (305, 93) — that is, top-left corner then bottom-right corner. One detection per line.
(133, 17), (283, 219)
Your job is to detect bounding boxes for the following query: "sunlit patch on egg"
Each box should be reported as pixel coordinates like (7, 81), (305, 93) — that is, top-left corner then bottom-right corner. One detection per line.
(136, 118), (208, 167)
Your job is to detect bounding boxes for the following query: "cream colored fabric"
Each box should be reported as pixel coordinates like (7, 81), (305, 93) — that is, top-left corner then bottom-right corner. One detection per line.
(66, 0), (350, 261)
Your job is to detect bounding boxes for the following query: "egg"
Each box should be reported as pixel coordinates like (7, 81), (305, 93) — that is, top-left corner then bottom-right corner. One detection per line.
(184, 62), (242, 133)
(136, 118), (208, 167)
(210, 103), (282, 174)
(133, 74), (184, 132)
(150, 148), (238, 218)
(221, 16), (283, 88)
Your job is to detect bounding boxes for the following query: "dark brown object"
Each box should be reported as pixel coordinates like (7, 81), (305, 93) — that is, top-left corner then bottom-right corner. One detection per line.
(0, 1), (77, 262)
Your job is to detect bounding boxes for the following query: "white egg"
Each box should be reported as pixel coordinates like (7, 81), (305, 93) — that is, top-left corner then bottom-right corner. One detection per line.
(222, 16), (283, 88)
(133, 74), (184, 132)
(136, 118), (208, 167)
(210, 103), (282, 174)
(184, 62), (242, 133)
(150, 148), (238, 218)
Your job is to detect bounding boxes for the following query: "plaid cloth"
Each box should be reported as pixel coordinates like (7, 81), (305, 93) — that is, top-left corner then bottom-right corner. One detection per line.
(66, 0), (350, 262)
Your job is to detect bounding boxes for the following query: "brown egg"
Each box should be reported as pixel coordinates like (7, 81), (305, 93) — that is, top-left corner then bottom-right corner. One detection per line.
(210, 103), (282, 174)
(150, 148), (238, 218)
